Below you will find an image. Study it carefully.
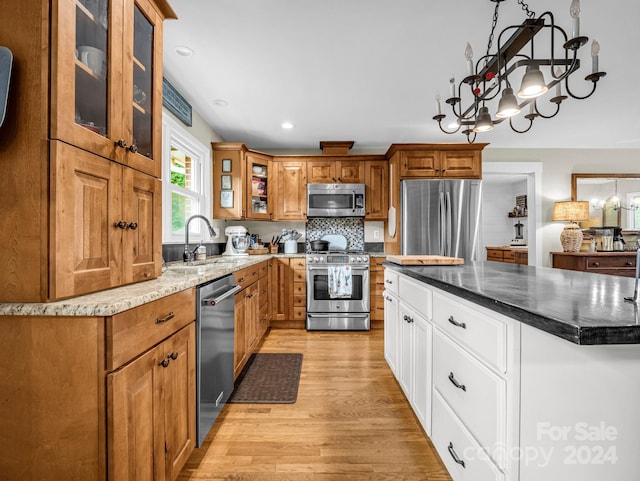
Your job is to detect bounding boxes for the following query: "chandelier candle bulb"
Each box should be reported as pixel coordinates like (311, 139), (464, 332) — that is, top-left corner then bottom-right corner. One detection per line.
(555, 67), (563, 96)
(591, 39), (600, 73)
(465, 42), (474, 76)
(570, 0), (580, 38)
(449, 77), (455, 98)
(435, 95), (441, 115)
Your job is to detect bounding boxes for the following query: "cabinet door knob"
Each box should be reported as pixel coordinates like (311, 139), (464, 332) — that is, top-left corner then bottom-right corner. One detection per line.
(448, 315), (467, 329)
(127, 144), (138, 154)
(115, 139), (128, 148)
(169, 351), (179, 360)
(114, 220), (127, 229)
(127, 222), (138, 230)
(448, 372), (467, 391)
(158, 358), (170, 368)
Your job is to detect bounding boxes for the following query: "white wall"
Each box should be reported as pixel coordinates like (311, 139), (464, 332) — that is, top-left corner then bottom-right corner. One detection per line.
(482, 179), (528, 254)
(483, 148), (640, 266)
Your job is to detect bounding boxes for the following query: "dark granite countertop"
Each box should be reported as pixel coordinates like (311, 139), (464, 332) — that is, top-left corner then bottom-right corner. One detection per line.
(383, 261), (640, 345)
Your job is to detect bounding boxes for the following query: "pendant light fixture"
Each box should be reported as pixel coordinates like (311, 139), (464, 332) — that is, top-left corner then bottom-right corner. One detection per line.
(433, 0), (606, 143)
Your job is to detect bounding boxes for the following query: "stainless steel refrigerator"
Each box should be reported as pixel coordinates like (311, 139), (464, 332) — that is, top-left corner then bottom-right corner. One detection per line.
(401, 179), (482, 261)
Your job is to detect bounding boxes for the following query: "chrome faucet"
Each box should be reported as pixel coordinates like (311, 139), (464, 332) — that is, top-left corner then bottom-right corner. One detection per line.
(184, 215), (217, 262)
(624, 246), (640, 303)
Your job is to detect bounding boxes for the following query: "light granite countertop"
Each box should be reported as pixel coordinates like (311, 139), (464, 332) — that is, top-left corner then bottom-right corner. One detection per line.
(0, 254), (305, 317)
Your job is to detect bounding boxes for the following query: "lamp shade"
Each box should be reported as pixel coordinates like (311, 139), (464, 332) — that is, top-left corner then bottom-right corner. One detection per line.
(552, 201), (590, 222)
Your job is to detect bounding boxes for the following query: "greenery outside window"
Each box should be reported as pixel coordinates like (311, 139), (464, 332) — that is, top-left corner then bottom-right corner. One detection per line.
(162, 112), (211, 243)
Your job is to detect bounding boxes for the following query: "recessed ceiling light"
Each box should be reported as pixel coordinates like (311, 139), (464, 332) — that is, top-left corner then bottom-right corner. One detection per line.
(212, 99), (228, 107)
(174, 46), (194, 57)
(281, 122), (294, 129)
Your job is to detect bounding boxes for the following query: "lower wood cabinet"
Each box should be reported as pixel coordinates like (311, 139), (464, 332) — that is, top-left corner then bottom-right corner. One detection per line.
(108, 322), (196, 481)
(234, 260), (271, 378)
(370, 257), (386, 325)
(0, 288), (196, 481)
(269, 257), (306, 329)
(486, 246), (528, 265)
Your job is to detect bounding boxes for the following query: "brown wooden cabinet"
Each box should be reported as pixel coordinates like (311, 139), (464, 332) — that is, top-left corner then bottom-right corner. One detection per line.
(212, 143), (247, 219)
(270, 258), (292, 323)
(273, 160), (307, 220)
(552, 252), (637, 277)
(51, 142), (161, 299)
(485, 247), (528, 265)
(387, 144), (486, 179)
(246, 151), (273, 220)
(0, 0), (173, 302)
(233, 261), (270, 377)
(0, 289), (195, 481)
(365, 160), (389, 220)
(307, 159), (365, 183)
(108, 322), (195, 481)
(52, 0), (173, 177)
(369, 257), (386, 326)
(291, 257), (307, 324)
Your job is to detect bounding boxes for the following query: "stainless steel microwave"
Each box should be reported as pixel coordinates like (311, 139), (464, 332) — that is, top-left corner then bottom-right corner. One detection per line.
(307, 183), (366, 217)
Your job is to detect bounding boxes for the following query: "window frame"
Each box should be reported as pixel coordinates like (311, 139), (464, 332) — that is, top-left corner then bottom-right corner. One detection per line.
(161, 112), (212, 244)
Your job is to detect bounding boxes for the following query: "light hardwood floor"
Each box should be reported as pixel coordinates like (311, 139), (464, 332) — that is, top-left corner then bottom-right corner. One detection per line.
(178, 328), (452, 481)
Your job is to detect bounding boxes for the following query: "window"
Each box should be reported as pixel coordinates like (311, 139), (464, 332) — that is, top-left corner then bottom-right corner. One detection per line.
(162, 112), (211, 243)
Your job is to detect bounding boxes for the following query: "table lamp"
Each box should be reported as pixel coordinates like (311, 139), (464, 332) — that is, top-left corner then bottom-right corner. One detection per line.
(552, 201), (590, 252)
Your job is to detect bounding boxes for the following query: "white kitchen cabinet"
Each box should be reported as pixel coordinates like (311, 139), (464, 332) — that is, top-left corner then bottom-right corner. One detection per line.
(383, 289), (399, 375)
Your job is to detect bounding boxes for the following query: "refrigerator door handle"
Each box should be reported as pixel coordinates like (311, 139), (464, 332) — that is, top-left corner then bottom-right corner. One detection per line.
(445, 191), (452, 257)
(439, 191), (446, 256)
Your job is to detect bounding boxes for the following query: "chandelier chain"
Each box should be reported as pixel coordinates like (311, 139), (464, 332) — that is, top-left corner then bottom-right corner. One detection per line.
(516, 0), (535, 19)
(484, 1), (501, 66)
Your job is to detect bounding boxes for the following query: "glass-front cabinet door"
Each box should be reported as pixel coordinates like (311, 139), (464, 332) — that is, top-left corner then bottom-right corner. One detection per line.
(51, 0), (172, 178)
(246, 152), (271, 220)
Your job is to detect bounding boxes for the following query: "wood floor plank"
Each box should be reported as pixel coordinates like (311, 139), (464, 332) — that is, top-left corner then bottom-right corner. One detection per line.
(177, 329), (452, 481)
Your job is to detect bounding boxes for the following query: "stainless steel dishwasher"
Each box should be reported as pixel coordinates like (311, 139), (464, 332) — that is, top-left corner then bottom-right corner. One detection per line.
(196, 274), (241, 447)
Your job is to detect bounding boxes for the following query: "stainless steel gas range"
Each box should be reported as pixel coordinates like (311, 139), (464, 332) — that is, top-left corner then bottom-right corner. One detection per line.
(306, 250), (370, 330)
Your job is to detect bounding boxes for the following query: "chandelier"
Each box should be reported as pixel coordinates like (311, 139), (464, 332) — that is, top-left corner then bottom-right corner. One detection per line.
(433, 0), (606, 143)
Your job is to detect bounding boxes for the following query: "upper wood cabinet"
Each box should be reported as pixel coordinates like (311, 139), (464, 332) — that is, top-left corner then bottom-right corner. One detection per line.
(273, 160), (307, 220)
(246, 152), (272, 220)
(0, 0), (173, 302)
(307, 159), (364, 183)
(389, 143), (487, 179)
(51, 0), (175, 178)
(212, 143), (247, 219)
(50, 141), (162, 300)
(365, 160), (389, 220)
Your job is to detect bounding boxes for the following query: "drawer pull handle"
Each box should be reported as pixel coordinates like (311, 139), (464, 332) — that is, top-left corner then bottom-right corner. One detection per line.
(448, 372), (467, 392)
(403, 314), (414, 323)
(626, 262), (633, 266)
(448, 316), (466, 329)
(447, 442), (466, 468)
(592, 262), (600, 267)
(158, 358), (170, 368)
(385, 279), (393, 284)
(238, 277), (245, 282)
(169, 351), (179, 360)
(155, 312), (175, 324)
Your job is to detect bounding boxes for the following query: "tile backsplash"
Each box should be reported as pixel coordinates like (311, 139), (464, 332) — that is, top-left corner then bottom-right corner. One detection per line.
(306, 218), (364, 251)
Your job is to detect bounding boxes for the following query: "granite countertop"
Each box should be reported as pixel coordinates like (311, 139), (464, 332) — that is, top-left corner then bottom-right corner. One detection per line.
(0, 254), (304, 318)
(384, 261), (640, 345)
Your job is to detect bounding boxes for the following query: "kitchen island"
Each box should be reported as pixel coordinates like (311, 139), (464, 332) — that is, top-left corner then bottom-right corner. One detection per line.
(383, 261), (640, 481)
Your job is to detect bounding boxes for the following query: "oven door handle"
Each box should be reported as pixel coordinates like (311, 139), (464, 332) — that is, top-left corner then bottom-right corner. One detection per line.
(307, 266), (369, 271)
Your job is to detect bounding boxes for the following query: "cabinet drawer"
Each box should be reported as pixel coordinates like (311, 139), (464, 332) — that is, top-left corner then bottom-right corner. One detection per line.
(486, 250), (503, 262)
(258, 261), (268, 278)
(293, 294), (306, 307)
(432, 391), (505, 481)
(370, 257), (386, 271)
(235, 265), (260, 289)
(293, 282), (306, 296)
(586, 256), (636, 270)
(433, 329), (506, 467)
(502, 251), (515, 263)
(370, 271), (385, 295)
(398, 275), (432, 320)
(291, 258), (306, 270)
(293, 270), (306, 282)
(433, 291), (508, 372)
(107, 289), (195, 370)
(292, 307), (306, 319)
(384, 269), (399, 296)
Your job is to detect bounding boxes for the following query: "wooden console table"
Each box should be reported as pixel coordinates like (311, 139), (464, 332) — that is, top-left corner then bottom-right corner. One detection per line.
(551, 251), (637, 277)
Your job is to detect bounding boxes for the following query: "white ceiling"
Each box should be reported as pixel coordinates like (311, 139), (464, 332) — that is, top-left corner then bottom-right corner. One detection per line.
(162, 0), (640, 152)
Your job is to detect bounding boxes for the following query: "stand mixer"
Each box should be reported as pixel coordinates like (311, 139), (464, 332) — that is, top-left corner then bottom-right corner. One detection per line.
(223, 226), (250, 256)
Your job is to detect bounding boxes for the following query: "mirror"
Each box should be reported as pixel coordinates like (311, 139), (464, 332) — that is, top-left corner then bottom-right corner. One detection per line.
(571, 174), (640, 231)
